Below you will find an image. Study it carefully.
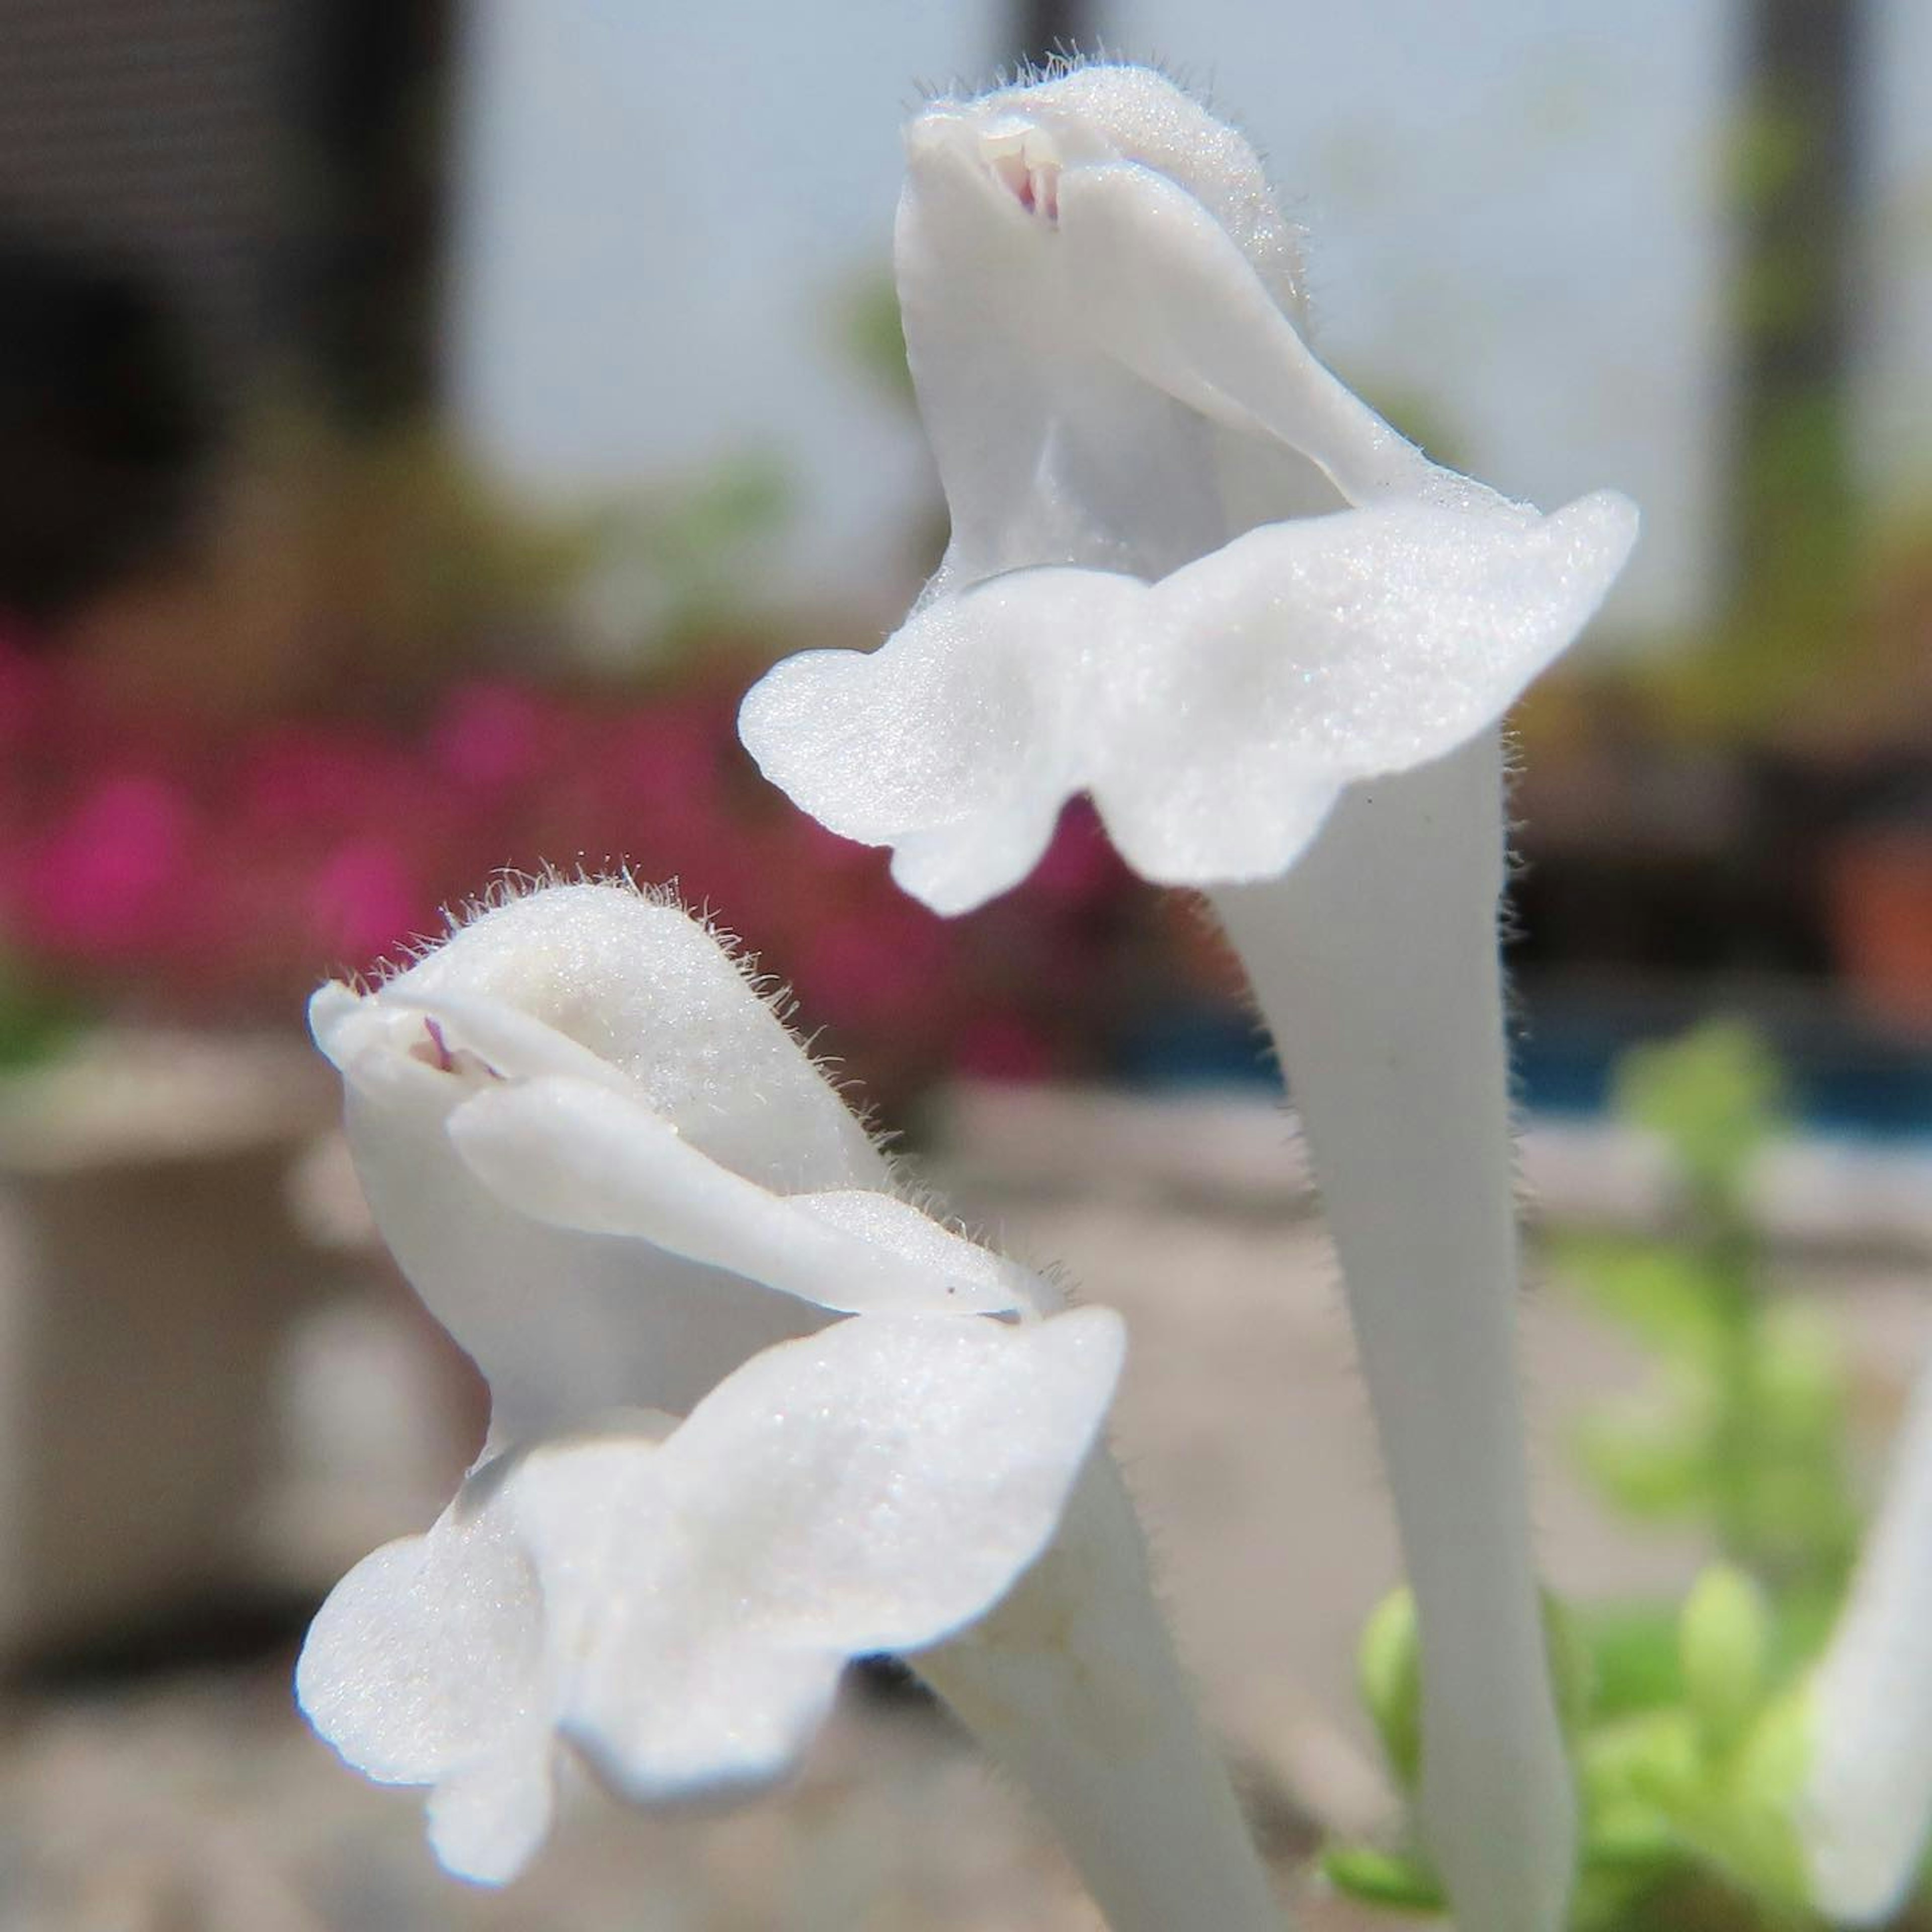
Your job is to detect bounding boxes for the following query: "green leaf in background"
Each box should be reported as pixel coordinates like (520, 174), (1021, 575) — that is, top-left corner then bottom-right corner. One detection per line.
(1653, 1689), (1813, 1919)
(1321, 1843), (1446, 1912)
(0, 952), (85, 1073)
(1613, 1020), (1787, 1205)
(1559, 1236), (1734, 1367)
(1357, 1586), (1422, 1793)
(1573, 1389), (1717, 1521)
(1546, 1587), (1599, 1743)
(1680, 1565), (1772, 1759)
(838, 267), (917, 411)
(1577, 1602), (1687, 1719)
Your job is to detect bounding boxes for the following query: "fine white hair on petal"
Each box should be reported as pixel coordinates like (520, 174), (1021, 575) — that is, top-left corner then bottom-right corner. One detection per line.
(745, 60), (1640, 908)
(341, 876), (881, 1193)
(295, 1307), (1125, 1879)
(307, 879), (1061, 1442)
(520, 1308), (1126, 1804)
(920, 58), (1309, 323)
(742, 491), (1638, 909)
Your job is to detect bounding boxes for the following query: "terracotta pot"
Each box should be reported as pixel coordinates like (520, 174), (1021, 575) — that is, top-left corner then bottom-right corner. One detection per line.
(1826, 830), (1932, 1035)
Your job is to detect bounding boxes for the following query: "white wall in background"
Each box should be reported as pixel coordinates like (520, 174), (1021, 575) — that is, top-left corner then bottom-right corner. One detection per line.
(452, 0), (1929, 640)
(1863, 0), (1932, 511)
(448, 0), (997, 612)
(1112, 0), (1734, 639)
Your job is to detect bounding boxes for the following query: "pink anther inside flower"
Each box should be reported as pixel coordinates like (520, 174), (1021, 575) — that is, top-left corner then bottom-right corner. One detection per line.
(981, 121), (1061, 224)
(410, 1015), (501, 1082)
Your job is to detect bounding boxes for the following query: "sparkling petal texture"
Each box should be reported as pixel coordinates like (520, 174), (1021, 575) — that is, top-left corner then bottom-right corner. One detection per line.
(297, 1310), (1124, 1878)
(302, 880), (1140, 1893)
(522, 1310), (1125, 1800)
(740, 61), (1638, 1932)
(307, 882), (1052, 1436)
(742, 494), (1636, 906)
(294, 1486), (552, 1884)
(742, 64), (1637, 913)
(445, 1077), (1022, 1316)
(742, 571), (1141, 915)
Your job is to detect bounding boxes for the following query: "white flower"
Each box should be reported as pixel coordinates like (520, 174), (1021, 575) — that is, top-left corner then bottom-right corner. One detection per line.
(299, 1309), (1120, 1883)
(739, 61), (1638, 915)
(1798, 1347), (1932, 1924)
(306, 879), (1035, 1444)
(739, 64), (1622, 1932)
(298, 880), (1124, 1882)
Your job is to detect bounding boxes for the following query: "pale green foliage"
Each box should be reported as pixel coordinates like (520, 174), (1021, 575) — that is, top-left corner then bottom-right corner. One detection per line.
(1328, 1022), (1920, 1928)
(1570, 1023), (1858, 1616)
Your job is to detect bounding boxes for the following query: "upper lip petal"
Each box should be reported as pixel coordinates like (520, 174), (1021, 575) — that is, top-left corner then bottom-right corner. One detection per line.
(903, 106), (972, 164)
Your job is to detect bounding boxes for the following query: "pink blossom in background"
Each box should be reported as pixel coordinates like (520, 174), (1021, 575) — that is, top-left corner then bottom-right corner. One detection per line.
(308, 838), (433, 973)
(428, 681), (571, 797)
(954, 1012), (1058, 1085)
(1030, 800), (1136, 909)
(789, 894), (959, 1034)
(0, 652), (1141, 1095)
(0, 628), (53, 766)
(22, 774), (197, 957)
(237, 725), (427, 837)
(777, 813), (887, 884)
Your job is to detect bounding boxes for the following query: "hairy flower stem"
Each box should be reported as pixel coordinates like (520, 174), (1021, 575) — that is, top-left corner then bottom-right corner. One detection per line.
(916, 1452), (1289, 1932)
(1210, 730), (1574, 1932)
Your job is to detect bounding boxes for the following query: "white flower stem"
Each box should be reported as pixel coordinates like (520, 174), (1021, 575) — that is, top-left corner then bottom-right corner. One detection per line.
(1800, 1343), (1932, 1925)
(915, 1451), (1289, 1932)
(1208, 730), (1574, 1932)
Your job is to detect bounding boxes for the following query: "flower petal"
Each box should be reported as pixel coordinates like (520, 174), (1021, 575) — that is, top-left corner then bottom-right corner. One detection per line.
(424, 1723), (557, 1885)
(896, 127), (1247, 589)
(316, 883), (926, 1439)
(1093, 490), (1640, 883)
(364, 883), (887, 1195)
(296, 1499), (541, 1785)
(307, 981), (367, 1074)
(509, 1308), (1123, 1802)
(446, 1076), (1024, 1316)
(669, 1308), (1129, 1645)
(1058, 162), (1465, 511)
(745, 489), (1636, 907)
(785, 1188), (1045, 1315)
(340, 1070), (827, 1439)
(377, 987), (637, 1093)
(740, 569), (1144, 916)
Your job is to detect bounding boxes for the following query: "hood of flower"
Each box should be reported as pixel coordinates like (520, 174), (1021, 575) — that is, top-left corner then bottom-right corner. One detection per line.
(909, 61), (1306, 323)
(308, 880), (1046, 1444)
(895, 62), (1435, 593)
(315, 876), (880, 1196)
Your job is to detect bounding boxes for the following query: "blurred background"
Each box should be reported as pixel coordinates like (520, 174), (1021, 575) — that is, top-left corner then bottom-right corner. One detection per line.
(0, 1), (1929, 1927)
